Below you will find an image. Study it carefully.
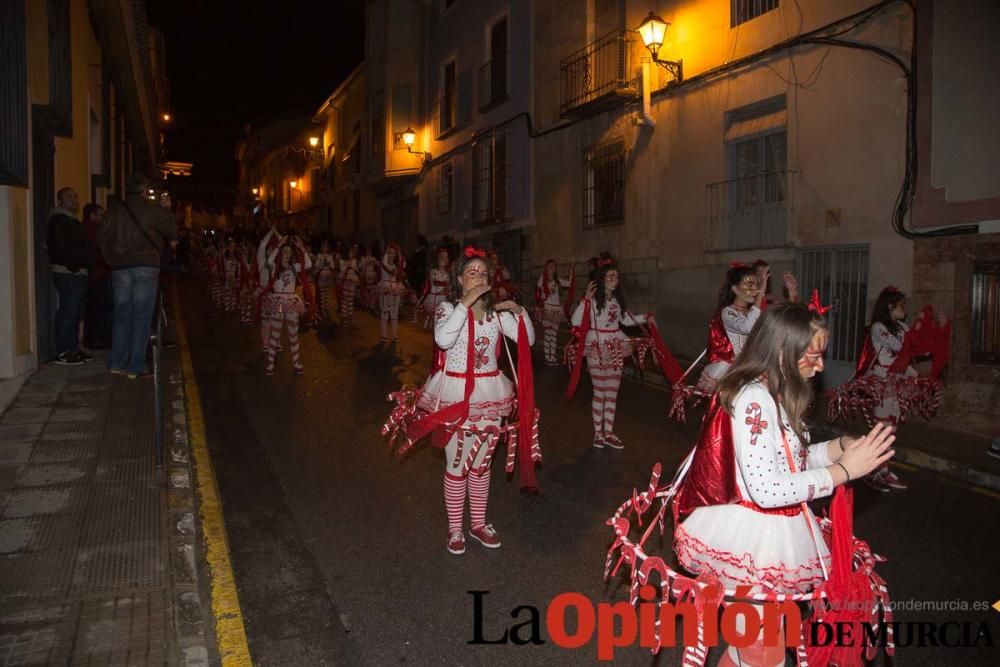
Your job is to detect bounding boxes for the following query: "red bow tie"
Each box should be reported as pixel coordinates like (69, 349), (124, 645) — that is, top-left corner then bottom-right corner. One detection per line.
(464, 246), (486, 258)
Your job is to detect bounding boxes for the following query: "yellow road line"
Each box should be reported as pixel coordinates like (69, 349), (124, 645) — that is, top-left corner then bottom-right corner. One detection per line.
(172, 284), (253, 665)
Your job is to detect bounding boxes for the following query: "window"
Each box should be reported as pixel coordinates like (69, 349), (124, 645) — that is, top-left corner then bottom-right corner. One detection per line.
(438, 60), (457, 136)
(731, 0), (779, 27)
(473, 129), (508, 224)
(0, 0), (28, 185)
(972, 262), (1000, 364)
(725, 97), (788, 213)
(479, 17), (508, 110)
(436, 160), (454, 215)
(583, 139), (625, 229)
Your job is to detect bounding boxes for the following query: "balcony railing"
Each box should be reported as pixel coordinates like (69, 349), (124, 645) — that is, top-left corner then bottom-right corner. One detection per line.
(560, 29), (637, 118)
(478, 56), (508, 111)
(435, 90), (457, 137)
(706, 170), (796, 250)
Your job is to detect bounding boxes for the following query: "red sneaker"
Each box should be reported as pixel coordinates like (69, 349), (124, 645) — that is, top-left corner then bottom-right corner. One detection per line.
(469, 524), (501, 549)
(447, 530), (466, 555)
(592, 434), (606, 449)
(864, 473), (891, 493)
(604, 434), (624, 450)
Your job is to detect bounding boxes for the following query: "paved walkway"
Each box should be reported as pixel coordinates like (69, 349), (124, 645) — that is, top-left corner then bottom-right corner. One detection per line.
(0, 353), (212, 665)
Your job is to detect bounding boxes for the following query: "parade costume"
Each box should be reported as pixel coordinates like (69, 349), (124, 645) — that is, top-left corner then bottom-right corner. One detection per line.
(256, 229), (282, 352)
(206, 245), (224, 307)
(534, 263), (575, 365)
(378, 245), (406, 343)
(313, 250), (339, 321)
(489, 256), (520, 302)
(604, 386), (894, 667)
(360, 253), (380, 313)
(339, 254), (360, 325)
(262, 246), (312, 375)
(222, 248), (240, 314)
(382, 248), (541, 553)
(237, 247), (257, 325)
(415, 266), (451, 330)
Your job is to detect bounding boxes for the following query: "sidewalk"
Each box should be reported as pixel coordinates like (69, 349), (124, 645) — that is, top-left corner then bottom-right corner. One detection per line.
(0, 351), (214, 665)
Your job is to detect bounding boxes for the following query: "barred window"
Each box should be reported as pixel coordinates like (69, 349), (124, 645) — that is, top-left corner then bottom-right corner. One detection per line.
(438, 60), (456, 136)
(972, 262), (1000, 365)
(436, 160), (454, 216)
(731, 0), (779, 27)
(473, 129), (508, 224)
(583, 139), (625, 229)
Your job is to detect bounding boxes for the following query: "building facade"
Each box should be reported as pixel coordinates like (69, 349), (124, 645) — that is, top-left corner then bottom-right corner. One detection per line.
(0, 0), (165, 410)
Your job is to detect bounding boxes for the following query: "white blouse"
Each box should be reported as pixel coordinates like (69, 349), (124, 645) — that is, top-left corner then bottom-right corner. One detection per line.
(433, 302), (535, 374)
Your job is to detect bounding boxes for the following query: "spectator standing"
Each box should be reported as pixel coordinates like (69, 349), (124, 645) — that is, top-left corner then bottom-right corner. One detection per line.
(81, 203), (111, 349)
(98, 173), (178, 378)
(47, 187), (96, 365)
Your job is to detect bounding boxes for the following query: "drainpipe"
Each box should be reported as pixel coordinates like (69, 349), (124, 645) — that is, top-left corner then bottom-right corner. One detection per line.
(635, 57), (656, 128)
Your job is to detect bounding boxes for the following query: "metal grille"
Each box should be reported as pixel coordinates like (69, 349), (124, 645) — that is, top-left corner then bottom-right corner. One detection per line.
(436, 160), (453, 216)
(971, 262), (1000, 364)
(492, 230), (522, 284)
(477, 55), (507, 111)
(706, 170), (794, 250)
(731, 0), (780, 27)
(435, 91), (455, 136)
(798, 246), (869, 386)
(473, 129), (508, 224)
(560, 30), (635, 116)
(583, 139), (625, 229)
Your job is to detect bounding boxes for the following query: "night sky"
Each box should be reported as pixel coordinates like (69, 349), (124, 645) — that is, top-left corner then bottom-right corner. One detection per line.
(146, 0), (365, 187)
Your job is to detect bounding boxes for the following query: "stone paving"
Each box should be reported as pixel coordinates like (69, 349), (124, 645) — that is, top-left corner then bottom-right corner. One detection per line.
(0, 354), (211, 666)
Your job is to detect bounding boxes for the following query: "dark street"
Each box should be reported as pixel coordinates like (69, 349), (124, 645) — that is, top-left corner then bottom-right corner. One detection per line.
(177, 278), (1000, 666)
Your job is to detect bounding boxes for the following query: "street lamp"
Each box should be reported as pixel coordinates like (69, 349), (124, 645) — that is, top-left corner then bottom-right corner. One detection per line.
(289, 180), (298, 189)
(637, 11), (683, 83)
(401, 126), (431, 163)
(252, 187), (259, 195)
(162, 113), (171, 122)
(309, 136), (320, 148)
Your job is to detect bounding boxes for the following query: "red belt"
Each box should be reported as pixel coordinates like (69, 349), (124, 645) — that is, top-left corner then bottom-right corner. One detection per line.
(737, 500), (802, 517)
(445, 369), (501, 378)
(595, 328), (620, 333)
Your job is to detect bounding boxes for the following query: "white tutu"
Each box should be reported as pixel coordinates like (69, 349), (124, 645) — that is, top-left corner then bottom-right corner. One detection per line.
(416, 371), (515, 424)
(674, 503), (830, 595)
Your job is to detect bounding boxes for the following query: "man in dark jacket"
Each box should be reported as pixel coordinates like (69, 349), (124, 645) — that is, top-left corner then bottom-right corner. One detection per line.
(47, 187), (96, 365)
(97, 173), (178, 378)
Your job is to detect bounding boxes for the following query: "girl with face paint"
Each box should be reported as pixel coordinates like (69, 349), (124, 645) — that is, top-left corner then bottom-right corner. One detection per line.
(672, 303), (895, 667)
(256, 226), (282, 352)
(569, 258), (653, 449)
(262, 237), (312, 375)
(694, 264), (768, 395)
(415, 248), (452, 330)
(221, 239), (240, 314)
(339, 245), (361, 326)
(535, 259), (575, 366)
(410, 249), (536, 555)
(313, 240), (340, 321)
(378, 243), (407, 343)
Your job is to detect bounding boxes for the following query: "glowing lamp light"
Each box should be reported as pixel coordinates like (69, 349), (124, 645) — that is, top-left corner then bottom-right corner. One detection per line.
(309, 136), (320, 147)
(289, 180), (298, 189)
(162, 113), (171, 122)
(637, 11), (669, 58)
(402, 127), (417, 148)
(252, 187), (259, 195)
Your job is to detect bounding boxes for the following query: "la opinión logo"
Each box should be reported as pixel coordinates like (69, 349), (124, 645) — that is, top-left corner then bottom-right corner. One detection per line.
(467, 590), (996, 661)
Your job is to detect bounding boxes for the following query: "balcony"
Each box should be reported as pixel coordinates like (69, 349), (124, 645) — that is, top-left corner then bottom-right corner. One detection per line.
(560, 30), (637, 118)
(434, 90), (457, 138)
(706, 170), (796, 251)
(478, 56), (508, 112)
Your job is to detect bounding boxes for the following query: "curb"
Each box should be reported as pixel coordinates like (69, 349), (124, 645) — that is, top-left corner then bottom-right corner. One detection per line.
(892, 446), (1000, 493)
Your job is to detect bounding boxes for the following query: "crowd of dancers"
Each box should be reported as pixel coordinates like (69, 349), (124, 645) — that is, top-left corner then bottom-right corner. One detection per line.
(189, 222), (950, 666)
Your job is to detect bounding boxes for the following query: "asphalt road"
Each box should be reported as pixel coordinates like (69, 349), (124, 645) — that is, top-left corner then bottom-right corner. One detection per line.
(177, 279), (1000, 666)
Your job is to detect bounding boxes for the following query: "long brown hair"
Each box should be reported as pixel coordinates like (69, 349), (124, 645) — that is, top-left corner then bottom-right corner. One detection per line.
(718, 302), (827, 443)
(451, 255), (495, 313)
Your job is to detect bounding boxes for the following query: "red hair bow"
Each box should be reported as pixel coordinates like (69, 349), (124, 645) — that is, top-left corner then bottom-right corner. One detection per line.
(464, 246), (486, 258)
(730, 261), (749, 269)
(884, 285), (901, 294)
(808, 289), (832, 315)
(596, 258), (614, 268)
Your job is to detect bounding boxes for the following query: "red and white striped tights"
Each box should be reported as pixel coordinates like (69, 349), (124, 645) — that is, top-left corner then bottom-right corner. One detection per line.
(587, 356), (622, 439)
(442, 421), (495, 534)
(340, 283), (357, 324)
(266, 311), (302, 373)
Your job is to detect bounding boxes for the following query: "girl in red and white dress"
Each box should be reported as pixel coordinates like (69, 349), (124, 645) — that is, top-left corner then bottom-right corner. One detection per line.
(413, 250), (535, 554)
(206, 241), (224, 307)
(487, 251), (520, 302)
(416, 248), (452, 330)
(263, 238), (312, 376)
(339, 245), (361, 326)
(378, 243), (406, 344)
(312, 240), (339, 321)
(237, 241), (257, 325)
(535, 259), (575, 366)
(673, 303), (896, 667)
(569, 260), (654, 449)
(255, 226), (281, 352)
(221, 239), (240, 314)
(360, 244), (381, 314)
(694, 264), (767, 395)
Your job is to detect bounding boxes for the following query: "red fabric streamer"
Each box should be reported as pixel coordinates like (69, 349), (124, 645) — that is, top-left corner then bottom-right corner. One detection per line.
(406, 314), (476, 443)
(645, 319), (684, 384)
(516, 315), (539, 491)
(674, 396), (740, 516)
(888, 306), (951, 377)
(564, 299), (592, 400)
(706, 312), (736, 365)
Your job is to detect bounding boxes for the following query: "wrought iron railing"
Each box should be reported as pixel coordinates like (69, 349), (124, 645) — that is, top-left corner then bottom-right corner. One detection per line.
(706, 170), (796, 250)
(560, 30), (636, 116)
(478, 56), (508, 111)
(435, 91), (456, 136)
